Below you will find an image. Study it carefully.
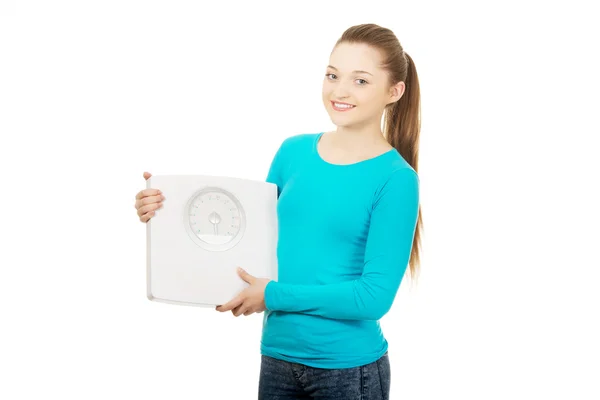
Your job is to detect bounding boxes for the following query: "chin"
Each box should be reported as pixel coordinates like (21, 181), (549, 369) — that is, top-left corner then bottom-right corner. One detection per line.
(331, 119), (352, 128)
(329, 112), (354, 123)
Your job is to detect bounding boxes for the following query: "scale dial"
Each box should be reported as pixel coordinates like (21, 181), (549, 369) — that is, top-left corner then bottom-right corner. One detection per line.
(183, 186), (246, 251)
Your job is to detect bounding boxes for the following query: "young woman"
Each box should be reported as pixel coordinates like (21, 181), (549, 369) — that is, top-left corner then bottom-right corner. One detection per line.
(135, 23), (422, 400)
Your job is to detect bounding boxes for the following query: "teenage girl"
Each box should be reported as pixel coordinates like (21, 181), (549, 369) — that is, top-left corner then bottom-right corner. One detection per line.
(134, 23), (423, 400)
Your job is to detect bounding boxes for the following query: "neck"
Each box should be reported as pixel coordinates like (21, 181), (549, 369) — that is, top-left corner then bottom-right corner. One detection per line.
(334, 118), (387, 148)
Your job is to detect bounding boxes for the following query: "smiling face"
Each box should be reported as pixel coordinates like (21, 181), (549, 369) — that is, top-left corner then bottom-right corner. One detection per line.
(322, 42), (404, 130)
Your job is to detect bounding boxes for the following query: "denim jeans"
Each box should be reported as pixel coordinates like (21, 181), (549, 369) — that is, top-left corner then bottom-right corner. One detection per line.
(258, 352), (390, 399)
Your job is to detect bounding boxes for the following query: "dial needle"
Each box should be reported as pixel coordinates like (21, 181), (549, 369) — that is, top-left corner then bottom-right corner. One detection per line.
(209, 211), (221, 236)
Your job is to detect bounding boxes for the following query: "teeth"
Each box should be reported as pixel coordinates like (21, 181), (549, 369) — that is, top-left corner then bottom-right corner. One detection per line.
(334, 103), (354, 109)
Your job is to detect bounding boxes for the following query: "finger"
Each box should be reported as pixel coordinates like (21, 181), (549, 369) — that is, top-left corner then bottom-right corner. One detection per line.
(227, 302), (244, 316)
(136, 201), (162, 217)
(243, 308), (254, 316)
(135, 192), (164, 209)
(232, 304), (245, 317)
(143, 172), (152, 180)
(136, 188), (162, 200)
(135, 193), (163, 209)
(137, 201), (163, 218)
(141, 209), (162, 222)
(216, 295), (244, 312)
(234, 304), (251, 317)
(140, 211), (155, 223)
(237, 267), (255, 284)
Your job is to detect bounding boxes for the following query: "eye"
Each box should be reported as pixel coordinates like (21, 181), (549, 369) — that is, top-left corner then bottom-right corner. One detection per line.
(325, 73), (368, 85)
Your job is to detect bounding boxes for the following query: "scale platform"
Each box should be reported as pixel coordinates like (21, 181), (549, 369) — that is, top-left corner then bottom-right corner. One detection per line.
(146, 174), (278, 307)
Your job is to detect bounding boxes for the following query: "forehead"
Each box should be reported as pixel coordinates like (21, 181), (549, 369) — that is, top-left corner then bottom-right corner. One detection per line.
(328, 42), (384, 73)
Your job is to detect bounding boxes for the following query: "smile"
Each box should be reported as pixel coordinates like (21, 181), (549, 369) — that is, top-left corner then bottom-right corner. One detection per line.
(331, 101), (356, 111)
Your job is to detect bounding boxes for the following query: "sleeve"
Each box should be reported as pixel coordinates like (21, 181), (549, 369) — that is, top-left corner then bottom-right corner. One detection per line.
(264, 167), (420, 320)
(265, 140), (286, 198)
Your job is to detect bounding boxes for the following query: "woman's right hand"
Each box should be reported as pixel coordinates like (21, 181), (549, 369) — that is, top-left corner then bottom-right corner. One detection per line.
(134, 171), (165, 223)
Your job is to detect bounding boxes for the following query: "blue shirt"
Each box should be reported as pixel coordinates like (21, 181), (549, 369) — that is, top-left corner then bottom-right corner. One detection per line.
(261, 132), (420, 369)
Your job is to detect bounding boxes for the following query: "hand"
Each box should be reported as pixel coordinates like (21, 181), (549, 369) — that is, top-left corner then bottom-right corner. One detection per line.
(134, 171), (165, 223)
(216, 267), (271, 317)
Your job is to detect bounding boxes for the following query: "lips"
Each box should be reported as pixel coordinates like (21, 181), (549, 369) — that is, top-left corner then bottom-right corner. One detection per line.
(331, 101), (356, 111)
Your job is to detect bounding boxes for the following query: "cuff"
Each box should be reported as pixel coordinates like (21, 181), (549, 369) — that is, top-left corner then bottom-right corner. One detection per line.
(264, 280), (278, 311)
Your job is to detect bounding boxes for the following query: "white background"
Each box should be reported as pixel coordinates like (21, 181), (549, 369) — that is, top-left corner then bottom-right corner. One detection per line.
(1, 1), (599, 399)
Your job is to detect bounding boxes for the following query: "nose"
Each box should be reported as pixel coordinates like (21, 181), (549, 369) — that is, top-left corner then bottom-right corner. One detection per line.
(333, 92), (351, 102)
(332, 82), (352, 100)
(325, 75), (354, 102)
(334, 95), (350, 102)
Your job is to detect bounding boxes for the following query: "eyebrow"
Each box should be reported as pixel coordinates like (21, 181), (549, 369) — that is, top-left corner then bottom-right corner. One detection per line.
(327, 65), (373, 76)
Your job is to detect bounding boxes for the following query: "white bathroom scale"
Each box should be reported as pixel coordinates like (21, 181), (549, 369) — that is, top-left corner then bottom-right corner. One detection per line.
(146, 174), (278, 307)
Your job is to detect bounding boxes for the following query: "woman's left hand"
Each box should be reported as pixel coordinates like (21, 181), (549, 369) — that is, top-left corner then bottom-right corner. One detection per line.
(216, 267), (271, 317)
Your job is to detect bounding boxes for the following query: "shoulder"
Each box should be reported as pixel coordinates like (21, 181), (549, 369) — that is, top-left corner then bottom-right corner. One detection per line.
(387, 150), (418, 176)
(390, 166), (419, 183)
(375, 150), (419, 189)
(373, 166), (420, 208)
(278, 132), (318, 150)
(268, 133), (318, 170)
(271, 133), (319, 160)
(388, 164), (419, 190)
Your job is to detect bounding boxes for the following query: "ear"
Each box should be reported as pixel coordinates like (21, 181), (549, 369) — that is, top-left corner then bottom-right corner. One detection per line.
(388, 81), (406, 104)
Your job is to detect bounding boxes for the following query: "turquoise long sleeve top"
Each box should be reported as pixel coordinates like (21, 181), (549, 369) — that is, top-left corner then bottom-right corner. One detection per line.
(260, 132), (420, 369)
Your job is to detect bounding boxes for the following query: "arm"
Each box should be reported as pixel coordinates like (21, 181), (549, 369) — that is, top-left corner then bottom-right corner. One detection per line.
(264, 168), (420, 321)
(265, 140), (285, 198)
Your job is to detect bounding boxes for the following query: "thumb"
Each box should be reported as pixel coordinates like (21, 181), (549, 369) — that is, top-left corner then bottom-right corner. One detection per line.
(237, 267), (254, 284)
(143, 171), (152, 180)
